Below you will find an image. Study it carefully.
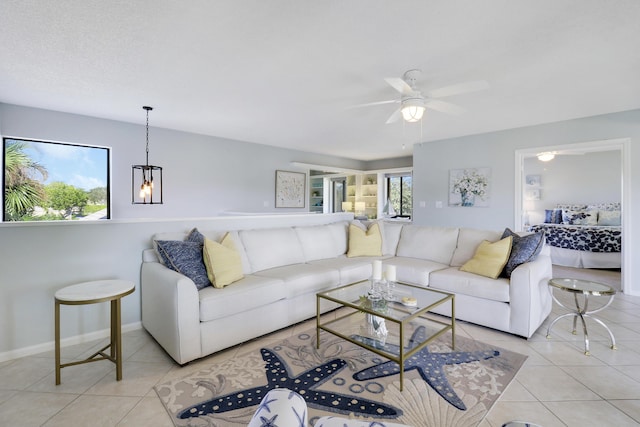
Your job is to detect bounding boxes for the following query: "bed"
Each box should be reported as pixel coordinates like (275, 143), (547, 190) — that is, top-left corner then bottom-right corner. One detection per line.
(528, 203), (621, 269)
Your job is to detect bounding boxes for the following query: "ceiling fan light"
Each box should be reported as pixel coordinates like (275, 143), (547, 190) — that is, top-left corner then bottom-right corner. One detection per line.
(401, 105), (425, 122)
(537, 152), (555, 162)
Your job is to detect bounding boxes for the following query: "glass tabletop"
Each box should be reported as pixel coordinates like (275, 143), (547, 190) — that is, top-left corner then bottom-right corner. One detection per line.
(318, 279), (453, 322)
(548, 278), (616, 296)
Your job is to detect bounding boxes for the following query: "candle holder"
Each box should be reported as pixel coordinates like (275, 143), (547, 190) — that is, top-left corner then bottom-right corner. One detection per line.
(369, 277), (382, 297)
(383, 279), (396, 300)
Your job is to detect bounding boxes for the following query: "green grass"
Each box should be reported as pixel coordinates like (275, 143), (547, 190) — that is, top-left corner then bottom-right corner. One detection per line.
(83, 204), (106, 214)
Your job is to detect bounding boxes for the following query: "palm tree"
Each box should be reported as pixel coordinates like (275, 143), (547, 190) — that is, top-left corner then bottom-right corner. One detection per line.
(4, 140), (48, 220)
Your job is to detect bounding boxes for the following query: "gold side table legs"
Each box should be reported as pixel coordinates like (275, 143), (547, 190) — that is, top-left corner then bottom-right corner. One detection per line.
(54, 279), (134, 385)
(55, 298), (125, 385)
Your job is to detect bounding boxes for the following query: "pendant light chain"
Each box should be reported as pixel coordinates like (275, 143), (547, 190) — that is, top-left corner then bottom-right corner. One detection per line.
(144, 106), (153, 166)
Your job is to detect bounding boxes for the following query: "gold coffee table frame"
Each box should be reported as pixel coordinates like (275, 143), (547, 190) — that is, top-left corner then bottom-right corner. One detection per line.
(546, 278), (617, 355)
(316, 280), (454, 391)
(55, 280), (135, 385)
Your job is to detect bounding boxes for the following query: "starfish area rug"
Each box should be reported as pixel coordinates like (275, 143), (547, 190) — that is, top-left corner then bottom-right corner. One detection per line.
(155, 326), (527, 427)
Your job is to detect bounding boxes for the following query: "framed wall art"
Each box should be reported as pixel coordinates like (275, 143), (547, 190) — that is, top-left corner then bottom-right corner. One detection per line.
(275, 170), (306, 208)
(449, 167), (491, 207)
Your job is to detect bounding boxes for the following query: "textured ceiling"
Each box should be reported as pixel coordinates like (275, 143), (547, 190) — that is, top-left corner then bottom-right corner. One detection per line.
(1, 1), (639, 161)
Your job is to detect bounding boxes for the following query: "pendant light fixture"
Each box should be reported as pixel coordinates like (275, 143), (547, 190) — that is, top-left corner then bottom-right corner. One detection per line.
(132, 106), (163, 204)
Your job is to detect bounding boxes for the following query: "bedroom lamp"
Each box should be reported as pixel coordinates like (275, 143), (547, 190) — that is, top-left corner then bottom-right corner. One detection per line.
(132, 106), (163, 204)
(401, 98), (425, 122)
(537, 152), (555, 162)
(341, 201), (353, 212)
(355, 201), (366, 215)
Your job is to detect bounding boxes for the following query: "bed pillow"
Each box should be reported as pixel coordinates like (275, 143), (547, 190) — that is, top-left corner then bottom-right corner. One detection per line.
(597, 210), (621, 226)
(500, 228), (545, 277)
(460, 236), (512, 279)
(562, 209), (597, 225)
(544, 209), (563, 224)
(155, 240), (210, 290)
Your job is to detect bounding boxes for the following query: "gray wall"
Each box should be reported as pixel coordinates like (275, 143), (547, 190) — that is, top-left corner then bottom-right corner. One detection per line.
(412, 109), (639, 295)
(0, 103), (366, 218)
(0, 103), (365, 359)
(523, 150), (621, 225)
(1, 103), (639, 360)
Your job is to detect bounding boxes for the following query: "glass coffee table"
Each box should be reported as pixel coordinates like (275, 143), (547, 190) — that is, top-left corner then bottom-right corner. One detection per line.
(546, 278), (617, 355)
(316, 279), (455, 391)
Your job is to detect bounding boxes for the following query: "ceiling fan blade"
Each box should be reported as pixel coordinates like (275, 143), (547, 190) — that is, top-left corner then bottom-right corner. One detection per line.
(347, 99), (398, 109)
(425, 99), (466, 115)
(384, 77), (414, 95)
(426, 80), (489, 98)
(385, 108), (402, 124)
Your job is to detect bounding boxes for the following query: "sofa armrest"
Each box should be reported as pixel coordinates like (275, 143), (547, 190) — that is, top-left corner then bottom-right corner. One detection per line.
(141, 261), (201, 364)
(508, 248), (553, 338)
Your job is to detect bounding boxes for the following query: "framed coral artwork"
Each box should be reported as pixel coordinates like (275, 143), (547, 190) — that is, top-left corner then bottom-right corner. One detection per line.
(449, 168), (491, 207)
(275, 170), (306, 208)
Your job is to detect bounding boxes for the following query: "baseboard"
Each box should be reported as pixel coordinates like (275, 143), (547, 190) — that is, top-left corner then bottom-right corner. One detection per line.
(0, 321), (143, 363)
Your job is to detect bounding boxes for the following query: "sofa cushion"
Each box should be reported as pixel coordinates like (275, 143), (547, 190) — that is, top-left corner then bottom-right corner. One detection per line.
(429, 267), (511, 303)
(239, 227), (305, 272)
(199, 275), (286, 322)
(347, 223), (383, 257)
(384, 256), (450, 287)
(378, 220), (404, 256)
(309, 256), (387, 285)
(500, 228), (545, 278)
(450, 228), (503, 267)
(295, 222), (348, 261)
(203, 234), (244, 288)
(460, 236), (512, 279)
(253, 263), (340, 298)
(396, 226), (459, 265)
(155, 240), (210, 290)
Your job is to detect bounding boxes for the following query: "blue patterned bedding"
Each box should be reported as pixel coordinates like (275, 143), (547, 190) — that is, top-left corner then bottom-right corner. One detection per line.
(528, 224), (621, 253)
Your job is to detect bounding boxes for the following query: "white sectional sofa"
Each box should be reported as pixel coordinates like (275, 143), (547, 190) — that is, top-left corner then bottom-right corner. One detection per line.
(141, 215), (552, 365)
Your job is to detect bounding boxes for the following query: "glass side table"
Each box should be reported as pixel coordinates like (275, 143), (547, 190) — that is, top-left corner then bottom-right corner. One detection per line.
(546, 278), (617, 355)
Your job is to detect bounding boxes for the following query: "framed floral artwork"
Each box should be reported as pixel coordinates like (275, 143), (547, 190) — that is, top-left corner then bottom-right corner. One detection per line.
(275, 170), (306, 208)
(449, 168), (491, 207)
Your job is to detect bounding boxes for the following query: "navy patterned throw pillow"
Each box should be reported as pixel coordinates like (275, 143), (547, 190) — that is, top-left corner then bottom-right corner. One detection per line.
(500, 228), (545, 278)
(186, 228), (206, 245)
(544, 209), (563, 224)
(155, 240), (210, 290)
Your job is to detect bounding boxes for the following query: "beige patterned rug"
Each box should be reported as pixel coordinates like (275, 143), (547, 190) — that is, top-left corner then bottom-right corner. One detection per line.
(155, 326), (526, 427)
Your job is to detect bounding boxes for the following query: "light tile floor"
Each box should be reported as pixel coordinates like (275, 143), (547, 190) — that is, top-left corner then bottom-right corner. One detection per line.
(1, 286), (639, 426)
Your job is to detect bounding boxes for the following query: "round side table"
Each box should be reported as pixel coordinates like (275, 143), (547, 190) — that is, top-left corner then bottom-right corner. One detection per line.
(55, 279), (135, 385)
(546, 278), (616, 355)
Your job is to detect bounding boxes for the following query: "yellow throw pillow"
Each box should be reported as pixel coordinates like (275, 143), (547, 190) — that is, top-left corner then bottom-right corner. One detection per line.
(347, 223), (383, 257)
(460, 236), (513, 279)
(203, 233), (244, 288)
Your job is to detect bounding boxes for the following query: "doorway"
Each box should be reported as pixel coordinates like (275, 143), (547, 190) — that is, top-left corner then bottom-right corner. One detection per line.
(514, 138), (630, 293)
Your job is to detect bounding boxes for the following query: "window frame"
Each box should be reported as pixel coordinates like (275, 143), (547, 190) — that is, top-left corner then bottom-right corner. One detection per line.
(385, 172), (413, 218)
(3, 136), (111, 222)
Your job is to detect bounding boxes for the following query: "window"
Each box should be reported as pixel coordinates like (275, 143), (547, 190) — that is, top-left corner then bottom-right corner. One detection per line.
(3, 138), (110, 221)
(385, 173), (412, 218)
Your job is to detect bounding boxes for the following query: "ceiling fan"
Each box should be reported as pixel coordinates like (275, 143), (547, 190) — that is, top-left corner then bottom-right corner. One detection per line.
(353, 69), (489, 124)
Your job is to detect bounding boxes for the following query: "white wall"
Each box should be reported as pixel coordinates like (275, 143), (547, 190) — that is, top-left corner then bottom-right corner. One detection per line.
(412, 109), (639, 296)
(523, 150), (621, 225)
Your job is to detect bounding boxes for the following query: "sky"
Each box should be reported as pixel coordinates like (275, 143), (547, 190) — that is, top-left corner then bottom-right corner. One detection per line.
(18, 139), (108, 191)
